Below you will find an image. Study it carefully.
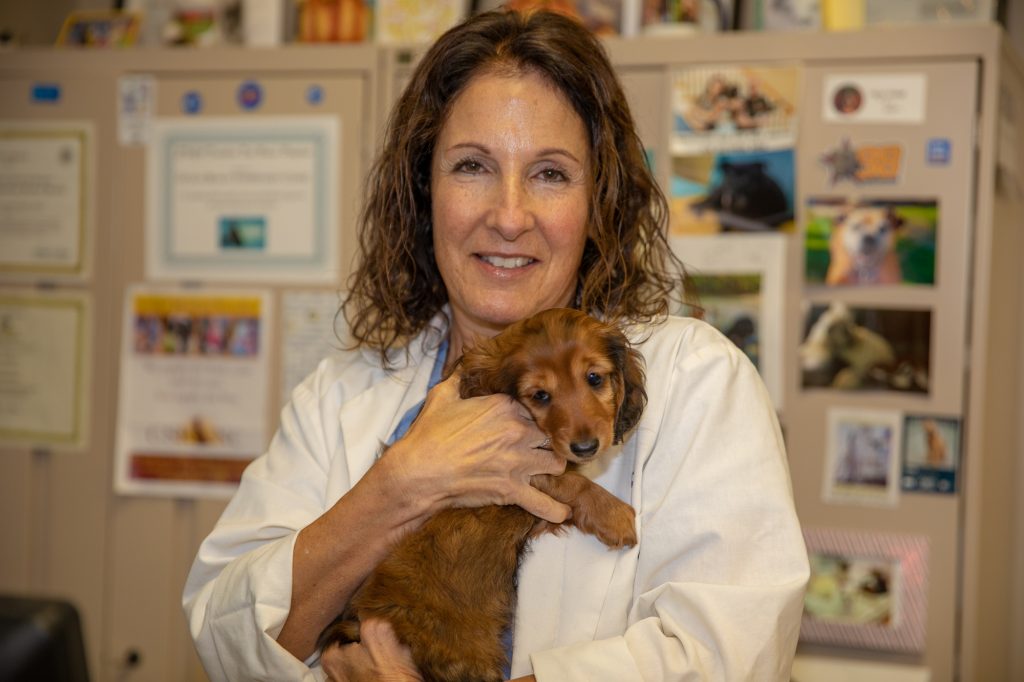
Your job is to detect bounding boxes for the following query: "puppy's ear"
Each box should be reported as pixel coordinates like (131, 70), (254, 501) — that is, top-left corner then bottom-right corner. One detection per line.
(457, 335), (522, 400)
(604, 329), (647, 444)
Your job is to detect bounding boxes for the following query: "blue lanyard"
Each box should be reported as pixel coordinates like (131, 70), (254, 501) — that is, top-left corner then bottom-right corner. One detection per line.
(385, 338), (448, 446)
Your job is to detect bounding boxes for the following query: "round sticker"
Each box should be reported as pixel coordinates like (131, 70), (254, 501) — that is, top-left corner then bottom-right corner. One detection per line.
(307, 84), (324, 106)
(237, 80), (263, 110)
(182, 90), (203, 115)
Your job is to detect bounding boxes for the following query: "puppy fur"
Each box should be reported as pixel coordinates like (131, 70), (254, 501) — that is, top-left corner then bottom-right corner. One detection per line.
(317, 308), (647, 682)
(825, 206), (904, 286)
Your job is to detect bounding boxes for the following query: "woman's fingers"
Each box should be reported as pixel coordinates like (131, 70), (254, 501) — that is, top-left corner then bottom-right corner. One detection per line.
(515, 484), (571, 523)
(320, 620), (422, 681)
(390, 371), (571, 514)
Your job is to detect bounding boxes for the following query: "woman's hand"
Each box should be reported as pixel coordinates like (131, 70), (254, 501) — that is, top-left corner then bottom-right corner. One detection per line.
(381, 373), (570, 524)
(321, 619), (423, 682)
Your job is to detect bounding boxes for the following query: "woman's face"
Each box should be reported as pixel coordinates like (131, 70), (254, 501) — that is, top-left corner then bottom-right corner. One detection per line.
(431, 70), (591, 351)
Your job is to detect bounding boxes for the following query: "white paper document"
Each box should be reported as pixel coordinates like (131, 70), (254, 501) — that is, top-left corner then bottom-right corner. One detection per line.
(146, 117), (340, 283)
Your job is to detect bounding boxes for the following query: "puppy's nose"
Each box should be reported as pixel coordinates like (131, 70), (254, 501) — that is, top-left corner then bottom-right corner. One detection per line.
(570, 439), (599, 458)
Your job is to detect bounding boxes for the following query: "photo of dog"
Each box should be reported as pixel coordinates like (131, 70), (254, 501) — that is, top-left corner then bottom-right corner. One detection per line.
(823, 407), (902, 507)
(902, 415), (961, 494)
(804, 198), (938, 287)
(825, 206), (904, 285)
(799, 301), (931, 393)
(317, 308), (647, 681)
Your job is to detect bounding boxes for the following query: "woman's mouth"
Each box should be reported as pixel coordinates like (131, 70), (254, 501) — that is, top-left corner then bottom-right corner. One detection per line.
(478, 255), (535, 269)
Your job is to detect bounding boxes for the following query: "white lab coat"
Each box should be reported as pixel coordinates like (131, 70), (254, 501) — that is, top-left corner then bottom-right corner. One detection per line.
(182, 315), (809, 681)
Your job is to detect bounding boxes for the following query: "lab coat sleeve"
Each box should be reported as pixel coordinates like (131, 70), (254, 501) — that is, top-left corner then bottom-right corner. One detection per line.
(182, 364), (339, 682)
(531, 321), (809, 681)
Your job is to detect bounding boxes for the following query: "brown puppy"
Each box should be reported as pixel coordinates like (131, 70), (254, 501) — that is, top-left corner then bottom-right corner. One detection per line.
(318, 308), (647, 682)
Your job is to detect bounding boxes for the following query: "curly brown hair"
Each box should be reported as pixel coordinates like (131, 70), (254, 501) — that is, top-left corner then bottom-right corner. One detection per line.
(343, 8), (693, 365)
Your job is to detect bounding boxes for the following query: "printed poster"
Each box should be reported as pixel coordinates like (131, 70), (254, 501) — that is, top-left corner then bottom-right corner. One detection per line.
(114, 286), (272, 498)
(281, 289), (346, 407)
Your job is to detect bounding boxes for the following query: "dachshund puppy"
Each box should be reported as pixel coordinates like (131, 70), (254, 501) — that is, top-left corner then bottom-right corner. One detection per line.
(318, 308), (647, 682)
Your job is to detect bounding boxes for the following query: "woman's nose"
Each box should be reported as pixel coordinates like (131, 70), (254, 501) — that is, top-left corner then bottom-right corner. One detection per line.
(487, 177), (535, 240)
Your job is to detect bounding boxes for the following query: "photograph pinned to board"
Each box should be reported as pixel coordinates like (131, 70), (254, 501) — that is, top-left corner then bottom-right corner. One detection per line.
(901, 414), (961, 494)
(0, 289), (90, 451)
(670, 234), (785, 409)
(804, 197), (937, 287)
(799, 301), (931, 394)
(802, 527), (929, 654)
(819, 138), (903, 186)
(670, 65), (799, 155)
(145, 116), (339, 283)
(670, 148), (795, 234)
(0, 121), (93, 281)
(822, 407), (902, 507)
(114, 286), (273, 498)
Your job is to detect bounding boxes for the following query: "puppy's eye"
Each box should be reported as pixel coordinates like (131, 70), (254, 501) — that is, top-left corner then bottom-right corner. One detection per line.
(587, 372), (603, 387)
(531, 390), (551, 405)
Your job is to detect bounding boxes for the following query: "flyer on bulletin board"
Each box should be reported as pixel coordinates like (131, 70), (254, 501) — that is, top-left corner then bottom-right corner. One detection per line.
(145, 116), (339, 283)
(113, 286), (273, 498)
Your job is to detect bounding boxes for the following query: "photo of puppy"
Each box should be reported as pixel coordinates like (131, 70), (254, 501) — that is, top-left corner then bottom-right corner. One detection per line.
(825, 206), (903, 285)
(902, 415), (961, 494)
(804, 197), (938, 287)
(799, 302), (930, 393)
(317, 308), (647, 682)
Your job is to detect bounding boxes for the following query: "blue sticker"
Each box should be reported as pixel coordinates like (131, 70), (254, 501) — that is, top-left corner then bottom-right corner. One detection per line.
(926, 138), (951, 165)
(31, 83), (61, 104)
(307, 84), (324, 106)
(182, 90), (203, 115)
(237, 80), (263, 110)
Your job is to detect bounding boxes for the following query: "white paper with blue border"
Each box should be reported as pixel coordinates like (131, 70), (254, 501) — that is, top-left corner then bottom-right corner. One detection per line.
(145, 116), (340, 283)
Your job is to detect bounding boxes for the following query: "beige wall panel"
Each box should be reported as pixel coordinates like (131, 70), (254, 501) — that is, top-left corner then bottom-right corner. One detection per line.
(0, 68), (119, 682)
(617, 66), (669, 186)
(0, 455), (34, 589)
(785, 60), (979, 682)
(100, 55), (375, 681)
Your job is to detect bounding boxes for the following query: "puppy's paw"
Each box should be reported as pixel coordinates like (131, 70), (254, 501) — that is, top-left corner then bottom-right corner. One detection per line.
(575, 499), (636, 549)
(595, 503), (637, 549)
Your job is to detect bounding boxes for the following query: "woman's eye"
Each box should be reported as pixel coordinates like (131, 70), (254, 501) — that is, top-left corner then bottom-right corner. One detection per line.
(454, 159), (485, 174)
(538, 168), (568, 183)
(532, 390), (551, 405)
(587, 372), (603, 387)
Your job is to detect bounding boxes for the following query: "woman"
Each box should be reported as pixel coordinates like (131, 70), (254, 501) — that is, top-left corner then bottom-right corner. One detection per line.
(182, 9), (808, 681)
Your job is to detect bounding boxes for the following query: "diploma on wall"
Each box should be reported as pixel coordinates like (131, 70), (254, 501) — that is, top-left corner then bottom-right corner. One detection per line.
(0, 122), (93, 280)
(0, 290), (90, 450)
(145, 117), (340, 284)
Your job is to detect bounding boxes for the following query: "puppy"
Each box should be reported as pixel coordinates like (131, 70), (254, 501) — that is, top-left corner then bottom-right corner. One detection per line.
(318, 308), (647, 681)
(799, 302), (895, 390)
(825, 206), (904, 285)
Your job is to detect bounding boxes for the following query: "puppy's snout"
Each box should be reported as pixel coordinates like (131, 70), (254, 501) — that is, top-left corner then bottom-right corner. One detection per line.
(570, 438), (600, 458)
